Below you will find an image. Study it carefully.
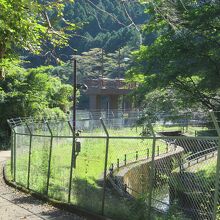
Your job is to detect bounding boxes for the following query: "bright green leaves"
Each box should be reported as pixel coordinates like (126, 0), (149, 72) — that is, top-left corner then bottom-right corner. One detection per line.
(0, 64), (73, 119)
(0, 0), (76, 64)
(130, 0), (220, 111)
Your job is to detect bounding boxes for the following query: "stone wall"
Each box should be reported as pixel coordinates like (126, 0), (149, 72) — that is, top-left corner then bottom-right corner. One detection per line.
(113, 146), (184, 198)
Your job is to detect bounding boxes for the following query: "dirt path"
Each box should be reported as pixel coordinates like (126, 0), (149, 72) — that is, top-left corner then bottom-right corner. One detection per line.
(0, 151), (87, 220)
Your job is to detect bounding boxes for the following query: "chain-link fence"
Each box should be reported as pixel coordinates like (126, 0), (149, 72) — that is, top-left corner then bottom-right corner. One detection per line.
(7, 111), (220, 220)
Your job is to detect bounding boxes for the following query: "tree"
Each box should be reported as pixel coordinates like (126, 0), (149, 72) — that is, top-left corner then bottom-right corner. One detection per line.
(0, 64), (73, 147)
(0, 65), (72, 117)
(51, 46), (133, 84)
(128, 0), (220, 112)
(0, 0), (76, 79)
(58, 0), (148, 55)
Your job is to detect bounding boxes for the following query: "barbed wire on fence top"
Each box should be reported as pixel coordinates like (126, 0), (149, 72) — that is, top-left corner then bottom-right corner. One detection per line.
(7, 110), (217, 133)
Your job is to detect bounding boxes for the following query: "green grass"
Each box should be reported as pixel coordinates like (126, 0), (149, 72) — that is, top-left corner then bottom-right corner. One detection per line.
(152, 123), (212, 137)
(170, 157), (217, 218)
(172, 157), (217, 192)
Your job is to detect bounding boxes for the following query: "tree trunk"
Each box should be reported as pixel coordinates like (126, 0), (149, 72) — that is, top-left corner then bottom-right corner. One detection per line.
(0, 67), (5, 80)
(0, 45), (5, 80)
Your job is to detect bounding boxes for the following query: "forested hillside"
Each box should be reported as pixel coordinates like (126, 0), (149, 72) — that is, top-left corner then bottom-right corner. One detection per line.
(66, 0), (148, 52)
(27, 0), (148, 66)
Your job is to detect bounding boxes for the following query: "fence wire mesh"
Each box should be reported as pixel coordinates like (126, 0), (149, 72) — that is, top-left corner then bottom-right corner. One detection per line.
(7, 111), (220, 220)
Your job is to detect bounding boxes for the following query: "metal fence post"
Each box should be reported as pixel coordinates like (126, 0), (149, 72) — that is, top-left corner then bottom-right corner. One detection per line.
(10, 129), (14, 178)
(67, 121), (75, 203)
(147, 123), (156, 219)
(46, 121), (53, 196)
(147, 148), (149, 158)
(26, 123), (32, 189)
(117, 159), (119, 169)
(100, 118), (110, 216)
(210, 111), (220, 220)
(13, 128), (17, 182)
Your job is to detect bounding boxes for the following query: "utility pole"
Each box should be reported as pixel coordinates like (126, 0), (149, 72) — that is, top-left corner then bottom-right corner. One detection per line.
(101, 48), (104, 79)
(72, 56), (77, 137)
(118, 48), (121, 78)
(68, 53), (77, 203)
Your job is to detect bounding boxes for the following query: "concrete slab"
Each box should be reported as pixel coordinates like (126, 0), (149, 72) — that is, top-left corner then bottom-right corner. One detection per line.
(0, 150), (10, 162)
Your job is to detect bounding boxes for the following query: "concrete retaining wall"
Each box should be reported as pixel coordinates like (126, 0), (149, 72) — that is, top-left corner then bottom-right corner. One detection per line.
(113, 146), (184, 198)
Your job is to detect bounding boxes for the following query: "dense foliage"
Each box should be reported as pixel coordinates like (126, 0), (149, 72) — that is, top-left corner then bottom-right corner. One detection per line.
(0, 0), (76, 77)
(128, 0), (220, 113)
(64, 0), (148, 52)
(26, 0), (149, 66)
(0, 64), (73, 148)
(0, 0), (76, 148)
(51, 46), (133, 84)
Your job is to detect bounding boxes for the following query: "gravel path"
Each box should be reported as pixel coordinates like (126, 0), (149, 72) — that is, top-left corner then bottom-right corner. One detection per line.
(0, 151), (87, 220)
